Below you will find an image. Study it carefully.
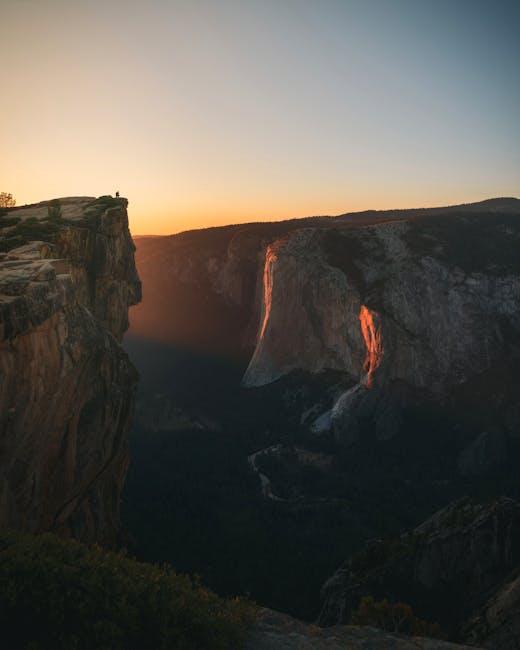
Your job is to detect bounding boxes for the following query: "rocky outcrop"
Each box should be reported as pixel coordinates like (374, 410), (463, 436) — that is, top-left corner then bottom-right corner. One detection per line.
(129, 198), (520, 418)
(462, 568), (520, 649)
(243, 229), (366, 387)
(124, 198), (520, 628)
(0, 196), (141, 544)
(319, 497), (520, 646)
(246, 608), (478, 649)
(128, 198), (520, 479)
(242, 201), (520, 456)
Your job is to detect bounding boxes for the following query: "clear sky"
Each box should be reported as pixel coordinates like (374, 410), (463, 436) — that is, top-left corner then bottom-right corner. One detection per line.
(1, 0), (518, 235)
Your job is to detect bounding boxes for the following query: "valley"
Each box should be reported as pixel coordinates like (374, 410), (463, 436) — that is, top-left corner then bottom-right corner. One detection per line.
(122, 198), (520, 643)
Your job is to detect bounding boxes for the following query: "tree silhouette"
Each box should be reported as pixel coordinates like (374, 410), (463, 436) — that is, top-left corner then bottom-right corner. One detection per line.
(0, 193), (16, 208)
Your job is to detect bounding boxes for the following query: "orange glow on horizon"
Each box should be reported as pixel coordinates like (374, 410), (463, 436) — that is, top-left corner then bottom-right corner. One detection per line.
(2, 2), (517, 237)
(5, 187), (518, 238)
(125, 188), (520, 236)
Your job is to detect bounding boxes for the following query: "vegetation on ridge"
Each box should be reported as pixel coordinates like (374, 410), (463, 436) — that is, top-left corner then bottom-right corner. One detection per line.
(0, 192), (16, 209)
(351, 596), (442, 638)
(0, 530), (255, 650)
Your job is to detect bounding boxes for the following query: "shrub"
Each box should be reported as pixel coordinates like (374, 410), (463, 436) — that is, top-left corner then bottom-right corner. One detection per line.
(89, 195), (123, 208)
(0, 530), (255, 650)
(351, 596), (442, 638)
(0, 215), (21, 227)
(0, 235), (24, 252)
(0, 215), (61, 252)
(0, 192), (16, 208)
(47, 199), (62, 220)
(10, 219), (61, 243)
(349, 538), (409, 575)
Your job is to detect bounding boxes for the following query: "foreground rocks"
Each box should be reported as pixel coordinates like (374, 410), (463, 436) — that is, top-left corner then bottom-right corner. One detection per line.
(0, 196), (141, 543)
(320, 498), (520, 648)
(246, 608), (478, 649)
(462, 570), (520, 649)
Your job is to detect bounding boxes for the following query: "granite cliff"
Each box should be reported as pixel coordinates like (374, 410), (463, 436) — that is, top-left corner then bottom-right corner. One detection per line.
(124, 197), (520, 629)
(0, 196), (141, 544)
(129, 198), (520, 476)
(319, 497), (520, 648)
(243, 201), (520, 449)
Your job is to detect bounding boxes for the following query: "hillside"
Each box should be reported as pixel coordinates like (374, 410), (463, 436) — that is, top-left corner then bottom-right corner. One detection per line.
(124, 198), (520, 630)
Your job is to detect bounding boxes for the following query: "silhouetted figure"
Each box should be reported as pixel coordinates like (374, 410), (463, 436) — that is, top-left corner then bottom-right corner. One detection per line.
(115, 191), (120, 198)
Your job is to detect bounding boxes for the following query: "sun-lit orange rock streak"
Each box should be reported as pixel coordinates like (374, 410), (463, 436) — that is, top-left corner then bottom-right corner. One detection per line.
(258, 243), (279, 342)
(359, 304), (383, 388)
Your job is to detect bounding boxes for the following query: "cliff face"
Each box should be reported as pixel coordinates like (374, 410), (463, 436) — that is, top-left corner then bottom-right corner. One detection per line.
(128, 217), (331, 361)
(242, 228), (366, 387)
(124, 198), (520, 625)
(128, 198), (520, 472)
(0, 196), (141, 544)
(244, 212), (520, 396)
(319, 497), (520, 648)
(243, 202), (520, 455)
(130, 200), (520, 419)
(463, 567), (520, 648)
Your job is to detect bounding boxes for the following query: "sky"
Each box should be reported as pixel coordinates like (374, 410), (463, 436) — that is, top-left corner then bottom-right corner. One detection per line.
(1, 0), (519, 235)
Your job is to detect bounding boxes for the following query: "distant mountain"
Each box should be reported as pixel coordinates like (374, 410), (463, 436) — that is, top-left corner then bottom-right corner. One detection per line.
(125, 197), (520, 626)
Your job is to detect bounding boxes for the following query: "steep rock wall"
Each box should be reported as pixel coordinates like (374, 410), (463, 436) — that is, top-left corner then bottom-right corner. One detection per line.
(128, 217), (329, 360)
(319, 497), (520, 647)
(0, 196), (141, 544)
(242, 230), (366, 387)
(242, 209), (520, 447)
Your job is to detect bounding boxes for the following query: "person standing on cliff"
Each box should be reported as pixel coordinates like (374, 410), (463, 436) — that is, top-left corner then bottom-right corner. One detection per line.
(115, 191), (120, 198)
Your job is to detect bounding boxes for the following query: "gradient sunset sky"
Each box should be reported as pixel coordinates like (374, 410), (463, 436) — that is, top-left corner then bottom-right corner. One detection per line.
(2, 0), (519, 235)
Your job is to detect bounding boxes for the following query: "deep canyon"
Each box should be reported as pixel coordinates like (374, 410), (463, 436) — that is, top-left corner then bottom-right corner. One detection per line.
(2, 196), (520, 648)
(124, 197), (520, 646)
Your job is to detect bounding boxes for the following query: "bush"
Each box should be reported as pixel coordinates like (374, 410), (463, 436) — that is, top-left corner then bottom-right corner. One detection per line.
(0, 530), (255, 650)
(47, 199), (62, 220)
(7, 218), (61, 243)
(0, 192), (16, 208)
(0, 235), (24, 252)
(349, 538), (409, 575)
(351, 596), (442, 638)
(0, 215), (61, 252)
(0, 215), (21, 227)
(89, 195), (123, 209)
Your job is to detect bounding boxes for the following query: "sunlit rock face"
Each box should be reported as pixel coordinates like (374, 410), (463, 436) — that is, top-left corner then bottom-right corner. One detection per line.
(243, 203), (520, 447)
(242, 230), (366, 387)
(0, 197), (141, 544)
(128, 198), (520, 458)
(127, 216), (334, 362)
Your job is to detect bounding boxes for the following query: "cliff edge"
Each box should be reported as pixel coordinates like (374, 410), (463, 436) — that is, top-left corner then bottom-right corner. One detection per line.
(0, 196), (141, 544)
(242, 202), (520, 455)
(319, 497), (520, 648)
